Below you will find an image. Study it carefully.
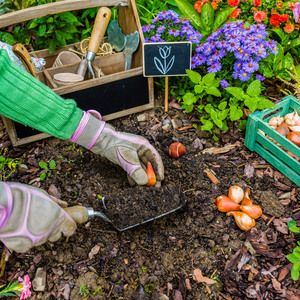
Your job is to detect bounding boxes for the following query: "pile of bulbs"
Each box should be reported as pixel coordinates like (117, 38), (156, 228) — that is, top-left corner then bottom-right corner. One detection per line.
(269, 111), (300, 147)
(215, 185), (263, 231)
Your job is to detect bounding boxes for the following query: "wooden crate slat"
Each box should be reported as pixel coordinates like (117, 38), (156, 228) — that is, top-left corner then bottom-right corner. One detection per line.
(0, 0), (128, 28)
(256, 132), (300, 174)
(255, 143), (300, 186)
(245, 95), (300, 186)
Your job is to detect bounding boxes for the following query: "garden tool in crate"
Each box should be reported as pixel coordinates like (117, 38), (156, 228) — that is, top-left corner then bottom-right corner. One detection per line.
(52, 7), (112, 84)
(107, 20), (140, 70)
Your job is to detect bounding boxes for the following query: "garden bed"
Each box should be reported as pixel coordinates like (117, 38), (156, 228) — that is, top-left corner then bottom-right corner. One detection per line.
(1, 104), (299, 299)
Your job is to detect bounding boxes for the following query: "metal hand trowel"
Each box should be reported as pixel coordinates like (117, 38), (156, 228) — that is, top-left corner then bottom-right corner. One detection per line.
(107, 20), (140, 71)
(64, 191), (185, 232)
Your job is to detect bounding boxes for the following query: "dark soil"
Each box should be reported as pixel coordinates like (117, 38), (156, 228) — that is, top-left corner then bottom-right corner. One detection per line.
(104, 184), (183, 230)
(0, 104), (300, 300)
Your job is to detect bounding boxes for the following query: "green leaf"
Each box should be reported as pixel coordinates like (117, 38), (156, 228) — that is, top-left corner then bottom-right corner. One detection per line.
(225, 87), (245, 99)
(200, 2), (214, 33)
(59, 12), (78, 24)
(259, 61), (274, 78)
(28, 20), (39, 29)
(282, 53), (294, 70)
(195, 85), (204, 94)
(246, 80), (261, 97)
(39, 172), (47, 181)
(174, 0), (202, 30)
(257, 98), (275, 110)
(287, 253), (300, 264)
(274, 45), (284, 71)
(291, 264), (300, 281)
(183, 92), (197, 105)
(288, 219), (300, 233)
(37, 24), (47, 37)
(206, 86), (221, 97)
(218, 109), (228, 121)
(48, 160), (57, 170)
(288, 37), (300, 51)
(211, 110), (223, 129)
(218, 102), (227, 110)
(39, 161), (48, 170)
(229, 105), (243, 121)
(0, 32), (15, 45)
(245, 96), (258, 112)
(201, 119), (213, 131)
(213, 7), (235, 32)
(204, 104), (213, 113)
(202, 73), (215, 86)
(186, 69), (201, 84)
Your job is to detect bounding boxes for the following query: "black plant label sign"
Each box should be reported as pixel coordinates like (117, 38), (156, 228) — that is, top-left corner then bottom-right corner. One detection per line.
(143, 42), (192, 77)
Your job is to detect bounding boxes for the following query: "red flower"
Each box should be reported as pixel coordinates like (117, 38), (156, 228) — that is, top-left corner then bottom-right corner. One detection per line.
(254, 10), (267, 22)
(228, 0), (240, 7)
(270, 14), (281, 27)
(279, 14), (289, 22)
(194, 1), (203, 13)
(253, 0), (261, 7)
(229, 8), (241, 18)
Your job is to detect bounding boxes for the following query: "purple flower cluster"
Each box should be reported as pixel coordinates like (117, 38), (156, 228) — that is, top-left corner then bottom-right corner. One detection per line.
(142, 10), (202, 68)
(194, 21), (278, 81)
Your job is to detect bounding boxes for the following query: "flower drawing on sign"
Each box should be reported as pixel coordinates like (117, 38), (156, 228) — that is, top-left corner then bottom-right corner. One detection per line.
(154, 46), (175, 74)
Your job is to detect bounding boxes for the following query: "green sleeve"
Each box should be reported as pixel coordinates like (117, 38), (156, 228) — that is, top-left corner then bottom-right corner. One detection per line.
(0, 49), (83, 140)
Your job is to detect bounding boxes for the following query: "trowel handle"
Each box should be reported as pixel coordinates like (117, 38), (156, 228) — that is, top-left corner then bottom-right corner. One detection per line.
(64, 206), (89, 224)
(88, 7), (111, 54)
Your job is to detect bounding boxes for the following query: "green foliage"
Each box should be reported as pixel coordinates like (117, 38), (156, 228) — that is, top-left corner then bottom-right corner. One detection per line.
(0, 280), (21, 297)
(259, 44), (295, 81)
(182, 71), (274, 133)
(225, 80), (274, 112)
(38, 159), (57, 181)
(0, 150), (21, 181)
(174, 0), (234, 36)
(287, 220), (300, 281)
(79, 284), (90, 298)
(136, 0), (176, 25)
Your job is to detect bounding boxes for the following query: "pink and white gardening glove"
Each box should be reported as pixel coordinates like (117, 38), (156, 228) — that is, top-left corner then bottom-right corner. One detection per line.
(0, 182), (77, 253)
(70, 110), (164, 185)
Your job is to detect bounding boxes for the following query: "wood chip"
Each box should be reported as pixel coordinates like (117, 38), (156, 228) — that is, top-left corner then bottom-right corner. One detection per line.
(278, 265), (291, 282)
(185, 278), (192, 290)
(204, 168), (220, 185)
(202, 142), (241, 155)
(193, 268), (216, 285)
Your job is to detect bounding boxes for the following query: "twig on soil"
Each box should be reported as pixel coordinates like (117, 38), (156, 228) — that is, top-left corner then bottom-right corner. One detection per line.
(292, 207), (300, 213)
(183, 188), (195, 194)
(204, 169), (220, 185)
(90, 228), (117, 234)
(266, 216), (276, 226)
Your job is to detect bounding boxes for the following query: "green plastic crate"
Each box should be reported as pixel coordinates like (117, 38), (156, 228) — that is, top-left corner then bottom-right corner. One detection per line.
(245, 95), (300, 186)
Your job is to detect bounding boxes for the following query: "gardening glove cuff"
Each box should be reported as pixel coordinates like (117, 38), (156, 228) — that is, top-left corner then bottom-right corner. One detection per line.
(70, 110), (164, 185)
(0, 182), (77, 253)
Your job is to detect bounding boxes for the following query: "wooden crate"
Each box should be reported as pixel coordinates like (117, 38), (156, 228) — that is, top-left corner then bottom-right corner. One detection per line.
(0, 0), (154, 146)
(244, 95), (300, 186)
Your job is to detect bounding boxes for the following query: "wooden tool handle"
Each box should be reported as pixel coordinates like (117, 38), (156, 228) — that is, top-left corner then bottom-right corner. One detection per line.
(12, 43), (37, 77)
(88, 7), (111, 54)
(64, 206), (89, 224)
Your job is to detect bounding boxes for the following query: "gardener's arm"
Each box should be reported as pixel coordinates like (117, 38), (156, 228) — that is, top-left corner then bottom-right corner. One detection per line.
(0, 49), (164, 185)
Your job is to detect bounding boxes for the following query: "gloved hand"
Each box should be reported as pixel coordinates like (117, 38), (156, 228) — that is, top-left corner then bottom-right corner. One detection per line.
(0, 182), (77, 253)
(70, 110), (164, 185)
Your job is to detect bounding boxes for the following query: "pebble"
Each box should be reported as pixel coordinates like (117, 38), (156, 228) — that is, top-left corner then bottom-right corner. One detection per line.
(171, 118), (182, 129)
(63, 284), (71, 300)
(32, 267), (47, 292)
(130, 242), (137, 251)
(192, 138), (204, 150)
(159, 294), (169, 300)
(137, 113), (147, 122)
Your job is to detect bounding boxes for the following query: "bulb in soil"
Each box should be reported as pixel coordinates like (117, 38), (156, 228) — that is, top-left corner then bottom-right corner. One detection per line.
(146, 162), (156, 186)
(168, 142), (186, 158)
(228, 185), (244, 203)
(227, 211), (256, 231)
(215, 195), (240, 212)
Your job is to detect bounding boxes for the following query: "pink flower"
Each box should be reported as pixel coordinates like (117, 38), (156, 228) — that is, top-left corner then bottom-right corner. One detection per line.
(293, 2), (300, 23)
(18, 275), (31, 300)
